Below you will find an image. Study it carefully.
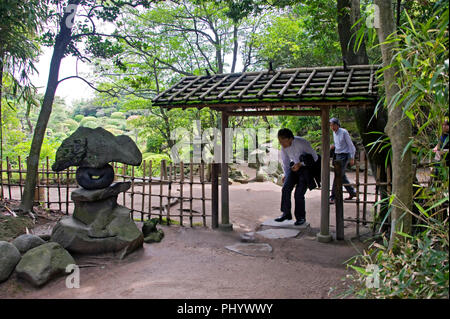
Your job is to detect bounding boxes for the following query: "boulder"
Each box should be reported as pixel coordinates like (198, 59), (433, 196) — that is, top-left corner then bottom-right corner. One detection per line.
(12, 234), (46, 254)
(0, 241), (21, 282)
(51, 206), (143, 259)
(51, 127), (142, 172)
(15, 242), (75, 287)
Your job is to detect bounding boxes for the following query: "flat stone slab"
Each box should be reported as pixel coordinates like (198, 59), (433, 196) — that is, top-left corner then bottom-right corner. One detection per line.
(255, 228), (300, 239)
(225, 243), (272, 257)
(71, 182), (131, 202)
(261, 218), (310, 229)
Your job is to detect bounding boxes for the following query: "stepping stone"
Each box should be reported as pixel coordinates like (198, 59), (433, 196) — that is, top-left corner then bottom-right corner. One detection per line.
(261, 218), (310, 229)
(255, 228), (300, 239)
(240, 232), (256, 243)
(225, 243), (272, 257)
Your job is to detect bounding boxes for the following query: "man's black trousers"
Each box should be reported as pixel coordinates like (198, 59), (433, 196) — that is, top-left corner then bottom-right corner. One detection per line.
(280, 169), (308, 221)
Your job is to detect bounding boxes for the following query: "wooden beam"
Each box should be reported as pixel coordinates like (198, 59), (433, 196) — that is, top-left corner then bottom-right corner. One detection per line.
(218, 73), (246, 99)
(184, 75), (217, 101)
(226, 110), (321, 117)
(237, 72), (264, 98)
(320, 68), (336, 96)
(168, 77), (202, 102)
(342, 68), (354, 95)
(278, 69), (300, 96)
(297, 69), (316, 96)
(200, 74), (232, 99)
(256, 71), (281, 97)
(317, 105), (332, 243)
(219, 111), (232, 231)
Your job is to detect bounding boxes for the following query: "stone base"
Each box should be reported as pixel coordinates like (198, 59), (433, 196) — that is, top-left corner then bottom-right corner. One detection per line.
(316, 233), (333, 243)
(218, 223), (233, 231)
(51, 205), (143, 259)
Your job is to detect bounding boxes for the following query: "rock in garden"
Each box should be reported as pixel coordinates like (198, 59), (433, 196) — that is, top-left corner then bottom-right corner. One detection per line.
(51, 126), (142, 172)
(15, 242), (75, 287)
(142, 219), (164, 243)
(12, 234), (46, 254)
(143, 230), (164, 243)
(0, 241), (21, 282)
(51, 182), (144, 259)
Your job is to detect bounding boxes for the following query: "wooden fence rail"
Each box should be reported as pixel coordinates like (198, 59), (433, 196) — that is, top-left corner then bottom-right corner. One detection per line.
(0, 156), (212, 227)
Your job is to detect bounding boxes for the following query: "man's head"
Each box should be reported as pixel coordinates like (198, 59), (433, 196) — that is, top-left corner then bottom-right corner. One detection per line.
(443, 120), (449, 134)
(329, 117), (340, 132)
(278, 128), (294, 148)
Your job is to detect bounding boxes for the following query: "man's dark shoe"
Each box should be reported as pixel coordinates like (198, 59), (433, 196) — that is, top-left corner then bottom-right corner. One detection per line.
(275, 214), (292, 222)
(345, 193), (356, 200)
(294, 219), (306, 226)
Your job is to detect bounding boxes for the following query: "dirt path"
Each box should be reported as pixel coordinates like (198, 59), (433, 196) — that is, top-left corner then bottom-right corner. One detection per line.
(0, 169), (374, 299)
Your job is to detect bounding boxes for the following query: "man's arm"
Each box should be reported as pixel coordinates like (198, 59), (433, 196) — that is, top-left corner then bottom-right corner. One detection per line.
(281, 148), (290, 176)
(344, 130), (356, 159)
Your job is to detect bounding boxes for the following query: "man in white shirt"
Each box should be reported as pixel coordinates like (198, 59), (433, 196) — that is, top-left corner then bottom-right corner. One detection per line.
(329, 118), (357, 204)
(276, 128), (318, 225)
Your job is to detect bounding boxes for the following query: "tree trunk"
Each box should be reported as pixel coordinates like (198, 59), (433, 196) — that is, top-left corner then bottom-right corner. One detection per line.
(374, 0), (413, 249)
(336, 0), (391, 228)
(19, 0), (80, 212)
(0, 52), (3, 200)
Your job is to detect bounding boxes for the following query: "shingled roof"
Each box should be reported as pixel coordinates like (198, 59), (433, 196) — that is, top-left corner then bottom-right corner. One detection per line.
(152, 65), (380, 110)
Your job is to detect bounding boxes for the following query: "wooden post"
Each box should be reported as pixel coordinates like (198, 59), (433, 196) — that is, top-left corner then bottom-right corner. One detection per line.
(179, 161), (184, 226)
(219, 111), (232, 231)
(6, 157), (12, 199)
(18, 156), (23, 197)
(363, 151), (368, 225)
(130, 165), (135, 220)
(148, 160), (153, 220)
(189, 162), (193, 227)
(159, 160), (164, 223)
(65, 168), (70, 215)
(0, 156), (3, 200)
(122, 163), (127, 206)
(46, 157), (50, 209)
(141, 160), (146, 222)
(200, 162), (206, 227)
(334, 160), (344, 240)
(317, 106), (332, 242)
(355, 155), (360, 237)
(167, 162), (172, 226)
(211, 162), (219, 229)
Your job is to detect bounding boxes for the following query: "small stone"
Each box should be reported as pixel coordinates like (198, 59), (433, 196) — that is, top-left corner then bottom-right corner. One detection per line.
(255, 228), (300, 239)
(240, 232), (256, 243)
(143, 230), (164, 243)
(225, 243), (272, 257)
(15, 242), (75, 287)
(142, 219), (158, 237)
(0, 241), (21, 282)
(12, 234), (46, 254)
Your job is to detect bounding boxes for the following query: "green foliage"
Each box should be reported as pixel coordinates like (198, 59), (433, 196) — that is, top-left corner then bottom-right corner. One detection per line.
(73, 114), (84, 122)
(111, 111), (126, 119)
(339, 218), (448, 299)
